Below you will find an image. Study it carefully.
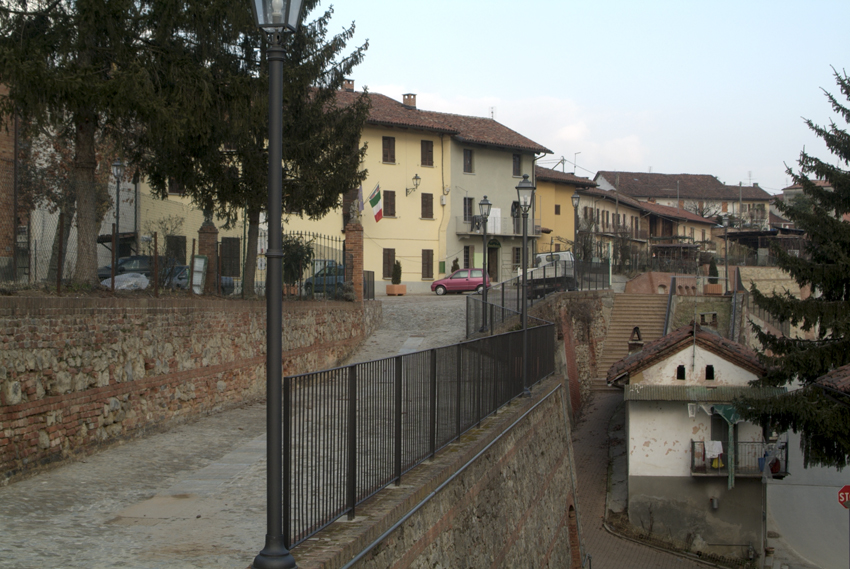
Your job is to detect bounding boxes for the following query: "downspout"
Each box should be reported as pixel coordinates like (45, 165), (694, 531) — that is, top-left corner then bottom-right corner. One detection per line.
(437, 133), (450, 273)
(12, 112), (18, 280)
(664, 276), (676, 336)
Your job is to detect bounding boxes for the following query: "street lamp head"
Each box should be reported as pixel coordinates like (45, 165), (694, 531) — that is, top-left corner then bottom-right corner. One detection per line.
(571, 193), (580, 209)
(251, 0), (304, 32)
(516, 174), (535, 214)
(111, 159), (125, 181)
(479, 195), (492, 218)
(413, 173), (421, 189)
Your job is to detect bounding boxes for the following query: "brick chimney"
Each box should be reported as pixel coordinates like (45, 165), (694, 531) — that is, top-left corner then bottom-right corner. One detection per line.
(342, 79), (354, 92)
(628, 326), (644, 355)
(402, 93), (416, 109)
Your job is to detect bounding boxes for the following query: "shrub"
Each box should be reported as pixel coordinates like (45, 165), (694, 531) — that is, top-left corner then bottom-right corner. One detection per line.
(391, 260), (402, 285)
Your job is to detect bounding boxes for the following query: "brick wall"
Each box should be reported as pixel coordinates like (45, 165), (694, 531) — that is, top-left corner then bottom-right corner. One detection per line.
(528, 291), (614, 412)
(0, 296), (382, 482)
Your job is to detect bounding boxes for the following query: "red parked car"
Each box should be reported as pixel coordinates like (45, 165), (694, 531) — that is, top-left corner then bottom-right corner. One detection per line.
(431, 268), (490, 295)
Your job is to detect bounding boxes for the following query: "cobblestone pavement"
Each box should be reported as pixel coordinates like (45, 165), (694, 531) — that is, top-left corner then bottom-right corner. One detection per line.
(573, 391), (708, 569)
(0, 294), (469, 569)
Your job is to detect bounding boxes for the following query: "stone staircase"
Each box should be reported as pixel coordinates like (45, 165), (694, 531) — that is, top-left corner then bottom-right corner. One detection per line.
(596, 293), (670, 381)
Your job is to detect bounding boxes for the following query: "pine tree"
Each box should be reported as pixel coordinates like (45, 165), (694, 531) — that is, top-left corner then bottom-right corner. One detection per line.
(738, 69), (850, 469)
(132, 2), (370, 297)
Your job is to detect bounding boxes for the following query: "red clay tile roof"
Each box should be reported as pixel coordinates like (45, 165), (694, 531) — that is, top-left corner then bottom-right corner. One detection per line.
(783, 179), (832, 191)
(607, 323), (766, 384)
(335, 90), (552, 154)
(577, 187), (715, 225)
(639, 200), (717, 225)
(816, 363), (850, 395)
(595, 171), (771, 201)
(535, 166), (596, 187)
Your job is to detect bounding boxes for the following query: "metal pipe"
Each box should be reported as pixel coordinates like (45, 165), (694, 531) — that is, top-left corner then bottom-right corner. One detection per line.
(480, 215), (488, 332)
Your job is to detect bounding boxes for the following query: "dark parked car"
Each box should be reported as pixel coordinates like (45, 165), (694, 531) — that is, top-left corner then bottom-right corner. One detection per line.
(430, 268), (490, 295)
(304, 264), (346, 297)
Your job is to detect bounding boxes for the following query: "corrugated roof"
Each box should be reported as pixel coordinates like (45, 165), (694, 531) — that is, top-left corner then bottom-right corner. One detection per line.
(625, 385), (786, 402)
(335, 90), (552, 154)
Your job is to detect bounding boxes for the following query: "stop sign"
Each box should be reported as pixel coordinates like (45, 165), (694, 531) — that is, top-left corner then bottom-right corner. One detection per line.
(839, 485), (850, 508)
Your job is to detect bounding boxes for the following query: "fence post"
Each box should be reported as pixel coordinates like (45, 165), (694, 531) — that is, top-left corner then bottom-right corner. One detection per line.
(346, 366), (357, 520)
(394, 355), (403, 485)
(153, 232), (159, 297)
(477, 341), (483, 427)
(429, 349), (437, 457)
(283, 374), (292, 546)
(456, 343), (462, 439)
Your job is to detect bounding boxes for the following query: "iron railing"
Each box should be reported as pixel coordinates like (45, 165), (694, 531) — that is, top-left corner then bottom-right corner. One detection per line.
(691, 440), (789, 477)
(284, 324), (555, 547)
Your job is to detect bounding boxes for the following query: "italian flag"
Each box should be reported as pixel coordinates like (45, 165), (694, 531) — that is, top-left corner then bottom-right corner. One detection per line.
(368, 183), (382, 222)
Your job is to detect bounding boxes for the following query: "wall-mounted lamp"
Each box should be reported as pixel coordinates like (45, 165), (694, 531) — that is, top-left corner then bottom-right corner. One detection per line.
(406, 173), (422, 196)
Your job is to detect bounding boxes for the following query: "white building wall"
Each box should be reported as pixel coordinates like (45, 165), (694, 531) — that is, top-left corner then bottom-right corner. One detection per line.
(637, 344), (759, 386)
(629, 401), (708, 477)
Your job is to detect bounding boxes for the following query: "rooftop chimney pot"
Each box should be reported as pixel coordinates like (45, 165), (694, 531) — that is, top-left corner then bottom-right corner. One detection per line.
(343, 79), (354, 92)
(403, 93), (417, 109)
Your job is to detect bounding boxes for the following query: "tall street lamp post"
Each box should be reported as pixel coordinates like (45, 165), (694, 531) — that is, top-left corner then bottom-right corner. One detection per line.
(111, 159), (124, 288)
(571, 193), (580, 255)
(479, 195), (491, 333)
(250, 1), (304, 568)
(723, 216), (730, 295)
(516, 174), (535, 397)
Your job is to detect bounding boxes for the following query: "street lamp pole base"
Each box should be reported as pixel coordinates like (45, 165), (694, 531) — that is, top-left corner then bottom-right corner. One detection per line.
(253, 535), (297, 569)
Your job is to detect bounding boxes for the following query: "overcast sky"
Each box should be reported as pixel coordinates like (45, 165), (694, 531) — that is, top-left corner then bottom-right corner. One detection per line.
(324, 0), (849, 195)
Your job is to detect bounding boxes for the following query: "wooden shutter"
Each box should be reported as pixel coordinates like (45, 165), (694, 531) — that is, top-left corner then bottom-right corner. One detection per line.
(384, 190), (396, 217)
(422, 250), (433, 279)
(382, 137), (395, 163)
(220, 237), (241, 277)
(421, 193), (433, 219)
(421, 140), (433, 166)
(383, 248), (395, 279)
(165, 235), (187, 265)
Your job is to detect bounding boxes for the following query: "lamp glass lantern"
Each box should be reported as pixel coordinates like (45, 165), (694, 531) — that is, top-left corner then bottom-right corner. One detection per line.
(571, 193), (580, 209)
(479, 195), (492, 219)
(111, 159), (125, 181)
(516, 174), (535, 213)
(251, 0), (304, 31)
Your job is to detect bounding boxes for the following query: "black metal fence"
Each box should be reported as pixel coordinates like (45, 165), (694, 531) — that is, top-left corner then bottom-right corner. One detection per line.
(253, 230), (347, 300)
(283, 323), (555, 547)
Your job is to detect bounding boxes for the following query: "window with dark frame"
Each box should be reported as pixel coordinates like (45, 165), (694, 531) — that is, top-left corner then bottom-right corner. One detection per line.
(555, 204), (561, 215)
(512, 154), (521, 176)
(382, 136), (396, 163)
(463, 149), (474, 173)
(220, 237), (241, 277)
(422, 249), (434, 279)
(706, 365), (715, 380)
(463, 197), (474, 222)
(512, 247), (521, 270)
(676, 365), (686, 380)
(421, 140), (434, 167)
(463, 245), (474, 269)
(384, 190), (396, 217)
(421, 193), (434, 219)
(382, 248), (395, 279)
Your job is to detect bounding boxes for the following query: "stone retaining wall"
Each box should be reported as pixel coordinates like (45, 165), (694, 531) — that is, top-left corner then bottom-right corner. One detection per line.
(295, 377), (584, 569)
(0, 297), (381, 482)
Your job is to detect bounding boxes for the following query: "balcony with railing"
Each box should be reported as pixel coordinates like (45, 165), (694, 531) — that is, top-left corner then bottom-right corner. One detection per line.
(454, 216), (541, 238)
(691, 440), (789, 479)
